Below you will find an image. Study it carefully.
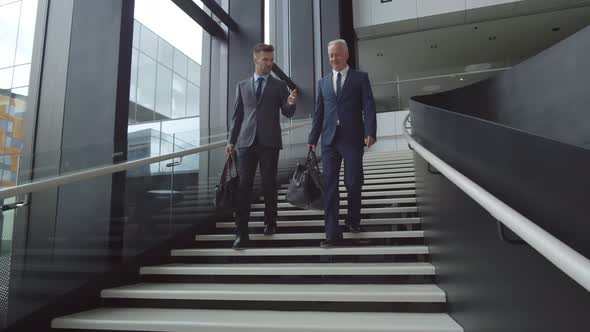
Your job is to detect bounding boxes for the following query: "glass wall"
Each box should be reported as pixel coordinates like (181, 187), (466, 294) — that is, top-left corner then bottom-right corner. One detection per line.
(129, 0), (204, 175)
(0, 0), (38, 187)
(0, 0), (38, 327)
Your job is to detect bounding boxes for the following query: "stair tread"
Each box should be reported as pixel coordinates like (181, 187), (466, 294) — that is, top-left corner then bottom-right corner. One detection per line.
(172, 245), (429, 256)
(52, 308), (462, 332)
(101, 283), (446, 302)
(214, 217), (421, 228)
(140, 262), (436, 276)
(195, 231), (424, 241)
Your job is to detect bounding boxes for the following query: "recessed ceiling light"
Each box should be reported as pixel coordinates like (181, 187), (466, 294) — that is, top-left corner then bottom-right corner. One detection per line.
(459, 78), (464, 81)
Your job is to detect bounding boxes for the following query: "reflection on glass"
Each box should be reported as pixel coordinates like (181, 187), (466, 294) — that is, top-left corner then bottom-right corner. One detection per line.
(187, 59), (200, 85)
(158, 39), (174, 69)
(129, 48), (138, 103)
(12, 87), (28, 97)
(173, 49), (188, 78)
(137, 53), (157, 110)
(139, 26), (158, 59)
(11, 64), (30, 88)
(186, 83), (199, 117)
(14, 0), (38, 65)
(0, 68), (13, 89)
(156, 64), (172, 118)
(172, 74), (186, 118)
(0, 2), (20, 68)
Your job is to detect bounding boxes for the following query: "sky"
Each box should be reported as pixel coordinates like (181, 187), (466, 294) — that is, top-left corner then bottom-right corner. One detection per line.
(134, 0), (203, 64)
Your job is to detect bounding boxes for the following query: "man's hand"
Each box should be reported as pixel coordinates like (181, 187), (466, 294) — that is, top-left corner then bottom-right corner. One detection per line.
(308, 144), (316, 152)
(364, 136), (376, 148)
(288, 89), (298, 106)
(226, 144), (235, 156)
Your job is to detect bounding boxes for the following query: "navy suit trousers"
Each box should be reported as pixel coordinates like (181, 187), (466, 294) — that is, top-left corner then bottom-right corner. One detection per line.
(321, 128), (364, 241)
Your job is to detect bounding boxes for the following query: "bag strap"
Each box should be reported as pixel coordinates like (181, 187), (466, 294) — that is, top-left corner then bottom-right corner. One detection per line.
(227, 153), (239, 178)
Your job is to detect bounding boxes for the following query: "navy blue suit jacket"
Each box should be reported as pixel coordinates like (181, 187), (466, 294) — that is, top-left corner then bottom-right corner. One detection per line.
(308, 69), (376, 146)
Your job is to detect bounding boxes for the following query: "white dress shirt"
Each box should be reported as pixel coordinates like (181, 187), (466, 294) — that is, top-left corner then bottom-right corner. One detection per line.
(332, 65), (349, 95)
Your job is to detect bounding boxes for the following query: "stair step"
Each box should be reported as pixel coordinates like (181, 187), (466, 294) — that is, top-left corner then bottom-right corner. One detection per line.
(340, 172), (415, 179)
(140, 262), (436, 276)
(251, 198), (416, 209)
(172, 245), (428, 257)
(52, 308), (462, 332)
(195, 231), (423, 242)
(250, 207), (417, 217)
(215, 217), (421, 229)
(277, 183), (415, 193)
(101, 283), (446, 303)
(273, 190), (416, 201)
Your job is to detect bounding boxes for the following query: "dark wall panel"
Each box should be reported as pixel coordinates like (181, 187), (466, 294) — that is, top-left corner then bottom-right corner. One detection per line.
(415, 153), (590, 331)
(415, 25), (590, 150)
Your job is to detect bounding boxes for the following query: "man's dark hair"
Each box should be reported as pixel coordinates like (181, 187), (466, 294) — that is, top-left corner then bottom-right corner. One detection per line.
(253, 43), (274, 54)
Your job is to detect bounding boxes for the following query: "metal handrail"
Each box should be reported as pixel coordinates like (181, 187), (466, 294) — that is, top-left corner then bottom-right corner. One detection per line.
(0, 121), (312, 200)
(403, 114), (590, 292)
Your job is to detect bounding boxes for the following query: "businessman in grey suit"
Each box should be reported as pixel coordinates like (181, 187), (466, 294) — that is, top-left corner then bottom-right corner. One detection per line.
(227, 43), (297, 249)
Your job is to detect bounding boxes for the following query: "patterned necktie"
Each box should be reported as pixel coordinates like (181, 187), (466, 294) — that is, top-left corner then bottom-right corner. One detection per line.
(256, 77), (264, 101)
(336, 72), (342, 97)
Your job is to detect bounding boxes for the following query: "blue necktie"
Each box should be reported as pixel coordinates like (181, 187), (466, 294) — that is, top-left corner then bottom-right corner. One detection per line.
(336, 72), (342, 97)
(256, 77), (264, 101)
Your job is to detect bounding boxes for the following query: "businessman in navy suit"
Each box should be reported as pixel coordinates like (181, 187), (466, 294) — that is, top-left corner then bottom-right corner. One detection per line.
(308, 39), (377, 247)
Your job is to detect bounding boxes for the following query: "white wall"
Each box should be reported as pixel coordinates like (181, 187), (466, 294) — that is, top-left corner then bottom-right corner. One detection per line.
(353, 0), (527, 37)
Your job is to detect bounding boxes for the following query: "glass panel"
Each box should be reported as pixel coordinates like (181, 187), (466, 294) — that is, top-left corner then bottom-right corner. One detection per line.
(173, 49), (188, 78)
(0, 2), (20, 68)
(171, 74), (186, 119)
(186, 82), (199, 117)
(11, 64), (30, 88)
(155, 64), (172, 118)
(11, 86), (28, 96)
(14, 0), (38, 66)
(157, 39), (174, 69)
(136, 52), (157, 112)
(372, 83), (399, 113)
(129, 48), (138, 103)
(132, 21), (141, 49)
(0, 68), (13, 90)
(139, 25), (158, 59)
(187, 59), (200, 86)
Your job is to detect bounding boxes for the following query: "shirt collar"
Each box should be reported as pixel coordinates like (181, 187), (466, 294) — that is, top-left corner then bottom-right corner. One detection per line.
(333, 65), (350, 77)
(254, 72), (270, 81)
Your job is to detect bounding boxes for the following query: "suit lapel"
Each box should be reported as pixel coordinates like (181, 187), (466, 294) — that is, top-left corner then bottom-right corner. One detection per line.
(337, 69), (353, 102)
(247, 75), (256, 103)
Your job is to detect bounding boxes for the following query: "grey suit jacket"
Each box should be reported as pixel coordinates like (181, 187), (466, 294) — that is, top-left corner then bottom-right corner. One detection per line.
(229, 75), (296, 149)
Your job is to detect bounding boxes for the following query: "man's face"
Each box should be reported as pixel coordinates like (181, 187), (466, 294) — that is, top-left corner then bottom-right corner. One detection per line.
(254, 51), (274, 75)
(329, 44), (349, 72)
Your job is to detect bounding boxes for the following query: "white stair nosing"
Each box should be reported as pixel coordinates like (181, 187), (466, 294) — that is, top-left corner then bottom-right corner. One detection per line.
(271, 190), (416, 200)
(195, 230), (424, 241)
(140, 262), (437, 276)
(250, 206), (417, 217)
(52, 308), (463, 332)
(101, 283), (446, 303)
(277, 183), (416, 194)
(172, 245), (428, 257)
(250, 198), (416, 209)
(214, 217), (421, 228)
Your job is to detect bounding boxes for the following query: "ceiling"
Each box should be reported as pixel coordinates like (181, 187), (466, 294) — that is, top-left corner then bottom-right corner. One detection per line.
(357, 3), (590, 112)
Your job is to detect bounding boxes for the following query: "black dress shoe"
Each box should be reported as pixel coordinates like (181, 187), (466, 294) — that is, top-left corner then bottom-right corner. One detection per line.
(232, 236), (250, 250)
(320, 239), (344, 248)
(264, 224), (277, 235)
(345, 223), (362, 233)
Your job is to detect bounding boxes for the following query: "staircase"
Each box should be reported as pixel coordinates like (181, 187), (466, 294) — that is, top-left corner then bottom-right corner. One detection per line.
(51, 150), (463, 331)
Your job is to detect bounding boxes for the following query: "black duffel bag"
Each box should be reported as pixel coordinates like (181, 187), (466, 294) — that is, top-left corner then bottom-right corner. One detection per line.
(214, 154), (240, 212)
(286, 150), (323, 210)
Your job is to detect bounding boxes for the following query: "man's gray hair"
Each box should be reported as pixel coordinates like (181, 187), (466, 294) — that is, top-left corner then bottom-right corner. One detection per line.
(327, 39), (348, 52)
